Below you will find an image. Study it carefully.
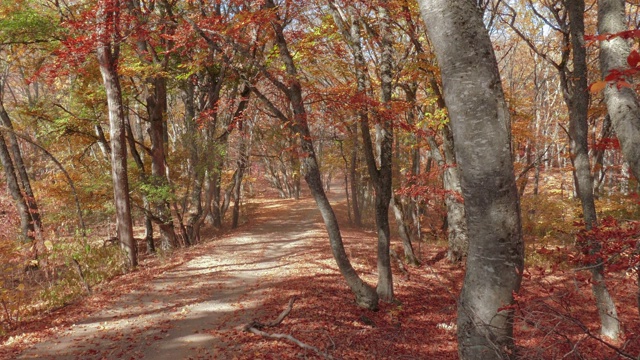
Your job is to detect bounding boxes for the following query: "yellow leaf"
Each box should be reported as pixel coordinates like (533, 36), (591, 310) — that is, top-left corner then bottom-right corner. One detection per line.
(590, 81), (607, 93)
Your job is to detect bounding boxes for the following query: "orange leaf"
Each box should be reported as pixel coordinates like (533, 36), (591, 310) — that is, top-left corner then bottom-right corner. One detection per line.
(589, 81), (607, 93)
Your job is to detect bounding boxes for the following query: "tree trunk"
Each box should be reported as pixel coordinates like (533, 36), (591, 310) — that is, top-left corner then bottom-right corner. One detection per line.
(125, 117), (155, 253)
(184, 80), (203, 244)
(232, 120), (249, 229)
(371, 1), (394, 303)
(0, 99), (41, 238)
(147, 77), (177, 250)
(428, 130), (469, 264)
(390, 196), (419, 266)
(349, 124), (362, 226)
(419, 1), (524, 358)
(598, 0), (640, 182)
(96, 0), (136, 268)
(0, 133), (33, 242)
(567, 0), (621, 340)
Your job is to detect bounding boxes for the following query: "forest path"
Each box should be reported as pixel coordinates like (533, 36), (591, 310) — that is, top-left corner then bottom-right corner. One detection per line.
(17, 194), (333, 360)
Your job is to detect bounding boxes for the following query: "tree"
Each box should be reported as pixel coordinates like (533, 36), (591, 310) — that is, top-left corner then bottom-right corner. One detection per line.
(597, 0), (640, 183)
(257, 0), (379, 309)
(418, 1), (524, 358)
(96, 0), (136, 268)
(565, 0), (621, 340)
(125, 0), (178, 250)
(0, 130), (32, 242)
(597, 0), (640, 318)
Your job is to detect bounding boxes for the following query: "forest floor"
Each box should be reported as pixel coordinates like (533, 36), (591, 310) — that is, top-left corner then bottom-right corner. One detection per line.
(1, 188), (639, 359)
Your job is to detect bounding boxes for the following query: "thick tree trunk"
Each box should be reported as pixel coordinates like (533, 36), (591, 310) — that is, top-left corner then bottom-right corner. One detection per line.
(567, 0), (621, 340)
(96, 0), (136, 268)
(0, 133), (33, 242)
(419, 1), (524, 358)
(598, 0), (640, 182)
(264, 0), (378, 310)
(371, 1), (394, 303)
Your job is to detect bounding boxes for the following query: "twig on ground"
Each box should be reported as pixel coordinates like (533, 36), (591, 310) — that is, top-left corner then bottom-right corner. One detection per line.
(243, 297), (337, 360)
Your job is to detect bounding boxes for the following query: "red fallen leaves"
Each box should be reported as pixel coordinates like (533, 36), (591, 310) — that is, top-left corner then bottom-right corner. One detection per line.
(2, 196), (639, 359)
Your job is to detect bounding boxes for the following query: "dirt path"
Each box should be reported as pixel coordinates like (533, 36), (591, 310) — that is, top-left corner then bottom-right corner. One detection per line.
(17, 196), (329, 360)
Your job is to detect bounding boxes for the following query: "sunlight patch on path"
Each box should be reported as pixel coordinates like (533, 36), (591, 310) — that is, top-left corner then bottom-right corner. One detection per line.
(18, 198), (323, 360)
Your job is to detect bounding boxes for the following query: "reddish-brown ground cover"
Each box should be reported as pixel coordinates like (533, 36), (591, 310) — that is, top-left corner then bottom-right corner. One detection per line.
(1, 190), (638, 359)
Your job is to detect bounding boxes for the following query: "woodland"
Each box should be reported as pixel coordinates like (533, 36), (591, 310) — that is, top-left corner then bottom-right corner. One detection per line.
(0, 0), (640, 359)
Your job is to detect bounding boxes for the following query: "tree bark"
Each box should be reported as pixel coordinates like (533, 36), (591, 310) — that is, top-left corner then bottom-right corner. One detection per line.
(96, 0), (136, 268)
(147, 77), (177, 250)
(125, 117), (155, 253)
(566, 0), (621, 340)
(390, 196), (419, 266)
(0, 133), (32, 242)
(427, 131), (468, 263)
(183, 79), (202, 244)
(349, 124), (362, 227)
(598, 0), (640, 182)
(0, 98), (41, 238)
(418, 1), (524, 358)
(371, 0), (394, 303)
(328, 0), (394, 302)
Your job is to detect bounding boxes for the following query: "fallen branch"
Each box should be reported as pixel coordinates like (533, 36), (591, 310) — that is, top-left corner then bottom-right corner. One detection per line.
(243, 297), (337, 360)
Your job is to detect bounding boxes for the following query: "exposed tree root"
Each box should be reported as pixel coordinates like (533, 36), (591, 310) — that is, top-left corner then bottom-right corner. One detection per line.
(243, 297), (336, 360)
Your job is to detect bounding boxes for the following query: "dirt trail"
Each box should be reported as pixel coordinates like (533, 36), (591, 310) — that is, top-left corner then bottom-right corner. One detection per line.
(17, 196), (330, 360)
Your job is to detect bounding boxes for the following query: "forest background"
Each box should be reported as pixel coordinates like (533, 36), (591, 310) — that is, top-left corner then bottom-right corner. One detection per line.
(0, 0), (639, 358)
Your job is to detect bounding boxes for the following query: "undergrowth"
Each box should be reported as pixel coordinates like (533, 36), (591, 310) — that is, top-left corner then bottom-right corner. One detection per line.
(0, 234), (126, 336)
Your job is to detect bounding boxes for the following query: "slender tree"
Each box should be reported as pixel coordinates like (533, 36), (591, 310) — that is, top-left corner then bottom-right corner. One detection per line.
(96, 0), (136, 268)
(565, 0), (621, 340)
(257, 0), (379, 309)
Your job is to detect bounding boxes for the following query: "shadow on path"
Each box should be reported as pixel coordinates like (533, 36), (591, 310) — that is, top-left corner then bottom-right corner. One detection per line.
(18, 196), (328, 360)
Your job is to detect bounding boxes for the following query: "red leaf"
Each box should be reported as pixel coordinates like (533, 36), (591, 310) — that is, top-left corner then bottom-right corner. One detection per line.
(627, 50), (640, 68)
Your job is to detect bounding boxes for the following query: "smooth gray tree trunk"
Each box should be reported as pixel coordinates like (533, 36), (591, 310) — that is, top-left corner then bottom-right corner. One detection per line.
(419, 1), (524, 358)
(566, 0), (621, 340)
(96, 0), (136, 268)
(598, 0), (640, 182)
